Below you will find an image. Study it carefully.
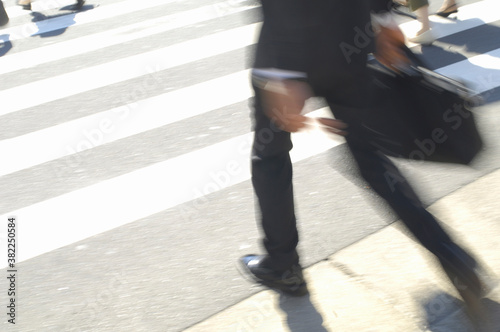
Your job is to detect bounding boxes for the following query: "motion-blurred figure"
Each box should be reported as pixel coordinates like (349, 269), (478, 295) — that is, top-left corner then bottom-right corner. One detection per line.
(18, 0), (85, 11)
(239, 0), (489, 322)
(408, 0), (435, 44)
(0, 0), (8, 26)
(398, 0), (459, 44)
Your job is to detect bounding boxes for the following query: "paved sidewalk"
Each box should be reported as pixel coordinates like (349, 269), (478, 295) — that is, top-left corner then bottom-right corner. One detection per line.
(184, 169), (500, 332)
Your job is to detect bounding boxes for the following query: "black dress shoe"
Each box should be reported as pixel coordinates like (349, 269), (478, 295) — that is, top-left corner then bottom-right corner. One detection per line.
(437, 244), (499, 331)
(437, 243), (483, 296)
(436, 4), (458, 18)
(435, 242), (489, 319)
(238, 255), (308, 296)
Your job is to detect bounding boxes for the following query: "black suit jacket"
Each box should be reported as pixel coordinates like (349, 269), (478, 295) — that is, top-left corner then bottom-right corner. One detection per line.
(254, 0), (392, 96)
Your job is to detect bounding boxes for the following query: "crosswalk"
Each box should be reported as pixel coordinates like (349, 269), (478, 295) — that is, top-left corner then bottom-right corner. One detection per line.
(0, 0), (499, 330)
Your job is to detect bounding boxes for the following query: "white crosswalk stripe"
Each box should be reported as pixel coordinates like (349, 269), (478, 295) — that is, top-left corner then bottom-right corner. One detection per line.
(0, 2), (499, 330)
(1, 0), (176, 41)
(0, 1), (258, 75)
(0, 24), (261, 116)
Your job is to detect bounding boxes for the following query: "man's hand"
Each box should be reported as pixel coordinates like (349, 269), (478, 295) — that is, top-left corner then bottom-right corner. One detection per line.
(260, 80), (313, 132)
(375, 25), (408, 70)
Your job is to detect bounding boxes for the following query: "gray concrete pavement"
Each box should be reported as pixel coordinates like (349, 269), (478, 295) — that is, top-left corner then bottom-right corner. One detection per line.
(185, 169), (500, 332)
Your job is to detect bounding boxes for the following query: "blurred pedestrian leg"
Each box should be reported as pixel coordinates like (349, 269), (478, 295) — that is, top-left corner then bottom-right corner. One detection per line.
(17, 0), (85, 11)
(18, 0), (31, 10)
(408, 0), (435, 44)
(0, 1), (8, 26)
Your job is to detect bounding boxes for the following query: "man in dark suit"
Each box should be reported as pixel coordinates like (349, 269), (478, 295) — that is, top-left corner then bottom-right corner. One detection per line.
(239, 0), (485, 309)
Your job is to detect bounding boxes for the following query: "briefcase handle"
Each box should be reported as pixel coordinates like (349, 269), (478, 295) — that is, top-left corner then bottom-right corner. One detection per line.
(370, 46), (427, 76)
(398, 45), (481, 103)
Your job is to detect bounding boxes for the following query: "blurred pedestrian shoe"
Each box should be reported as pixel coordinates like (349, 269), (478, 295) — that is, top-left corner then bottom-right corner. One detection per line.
(0, 1), (8, 26)
(437, 242), (484, 295)
(435, 242), (491, 322)
(76, 0), (85, 9)
(17, 0), (31, 10)
(436, 3), (458, 18)
(238, 255), (308, 296)
(408, 29), (435, 45)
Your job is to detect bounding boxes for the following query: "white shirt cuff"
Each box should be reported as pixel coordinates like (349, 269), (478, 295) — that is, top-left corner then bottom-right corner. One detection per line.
(252, 68), (307, 80)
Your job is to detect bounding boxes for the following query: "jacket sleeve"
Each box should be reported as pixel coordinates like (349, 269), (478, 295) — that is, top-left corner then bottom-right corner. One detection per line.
(253, 0), (309, 72)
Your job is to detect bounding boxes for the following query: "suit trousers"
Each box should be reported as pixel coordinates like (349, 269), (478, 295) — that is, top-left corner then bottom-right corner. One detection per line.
(250, 79), (455, 271)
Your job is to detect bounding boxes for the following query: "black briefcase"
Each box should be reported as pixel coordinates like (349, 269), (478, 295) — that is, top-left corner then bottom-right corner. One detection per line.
(364, 47), (483, 165)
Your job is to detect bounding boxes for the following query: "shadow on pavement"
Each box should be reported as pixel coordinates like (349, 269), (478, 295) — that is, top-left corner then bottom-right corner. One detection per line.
(278, 293), (329, 332)
(0, 33), (12, 56)
(30, 3), (96, 38)
(422, 291), (500, 331)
